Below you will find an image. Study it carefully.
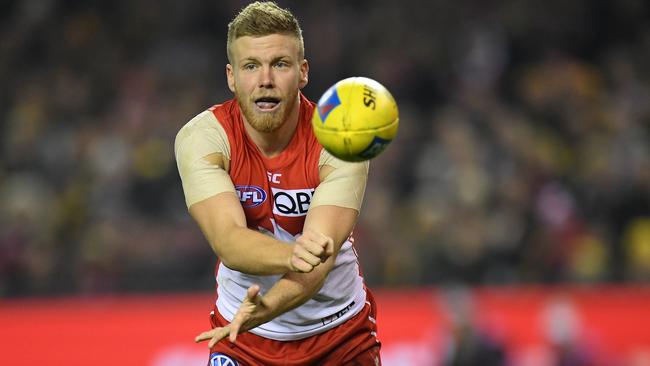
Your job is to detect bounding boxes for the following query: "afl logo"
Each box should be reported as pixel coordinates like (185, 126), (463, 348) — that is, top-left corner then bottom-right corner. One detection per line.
(235, 185), (267, 208)
(210, 353), (238, 366)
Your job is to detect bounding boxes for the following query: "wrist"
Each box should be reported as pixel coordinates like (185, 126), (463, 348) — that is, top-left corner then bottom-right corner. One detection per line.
(283, 244), (297, 272)
(250, 296), (276, 326)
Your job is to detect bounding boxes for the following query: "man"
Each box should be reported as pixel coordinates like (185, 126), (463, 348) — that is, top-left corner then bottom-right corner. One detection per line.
(174, 2), (380, 365)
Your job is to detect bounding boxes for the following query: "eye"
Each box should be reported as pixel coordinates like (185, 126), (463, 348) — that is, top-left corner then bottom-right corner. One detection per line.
(243, 63), (258, 71)
(274, 61), (289, 68)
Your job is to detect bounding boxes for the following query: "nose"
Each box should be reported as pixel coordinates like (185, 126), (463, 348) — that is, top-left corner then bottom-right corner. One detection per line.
(258, 65), (274, 88)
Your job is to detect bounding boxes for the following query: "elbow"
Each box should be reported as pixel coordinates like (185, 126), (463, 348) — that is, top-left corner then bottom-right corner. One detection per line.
(208, 242), (237, 270)
(219, 256), (234, 269)
(222, 261), (247, 273)
(217, 253), (242, 272)
(208, 234), (241, 271)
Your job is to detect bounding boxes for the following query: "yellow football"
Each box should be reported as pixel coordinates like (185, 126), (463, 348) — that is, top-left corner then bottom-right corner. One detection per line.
(312, 77), (399, 162)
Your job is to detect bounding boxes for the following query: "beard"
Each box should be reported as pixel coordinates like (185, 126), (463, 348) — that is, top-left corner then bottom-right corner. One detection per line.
(236, 88), (299, 133)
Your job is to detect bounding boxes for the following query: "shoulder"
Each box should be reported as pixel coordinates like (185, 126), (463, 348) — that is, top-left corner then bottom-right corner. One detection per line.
(312, 149), (369, 210)
(176, 109), (220, 138)
(174, 108), (231, 160)
(176, 99), (239, 142)
(318, 149), (369, 176)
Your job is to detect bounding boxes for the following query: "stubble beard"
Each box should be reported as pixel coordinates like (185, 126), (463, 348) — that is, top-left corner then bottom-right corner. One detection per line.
(237, 88), (299, 133)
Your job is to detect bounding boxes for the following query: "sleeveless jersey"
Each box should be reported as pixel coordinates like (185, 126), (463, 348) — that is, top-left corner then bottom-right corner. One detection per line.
(209, 94), (366, 341)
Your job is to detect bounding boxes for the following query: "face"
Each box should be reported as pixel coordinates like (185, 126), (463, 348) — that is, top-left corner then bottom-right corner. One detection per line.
(227, 34), (309, 133)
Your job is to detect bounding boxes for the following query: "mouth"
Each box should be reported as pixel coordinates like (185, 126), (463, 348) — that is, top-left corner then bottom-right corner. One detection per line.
(254, 96), (281, 112)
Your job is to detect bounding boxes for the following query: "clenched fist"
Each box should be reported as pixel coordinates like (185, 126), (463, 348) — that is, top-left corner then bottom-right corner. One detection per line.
(288, 228), (334, 272)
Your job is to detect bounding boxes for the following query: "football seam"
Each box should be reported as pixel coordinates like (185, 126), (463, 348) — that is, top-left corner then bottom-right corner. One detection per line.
(312, 118), (399, 134)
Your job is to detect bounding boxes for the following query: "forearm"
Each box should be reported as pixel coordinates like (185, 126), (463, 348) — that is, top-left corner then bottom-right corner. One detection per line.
(217, 205), (360, 339)
(190, 193), (297, 276)
(211, 226), (292, 276)
(251, 259), (333, 325)
(247, 204), (358, 321)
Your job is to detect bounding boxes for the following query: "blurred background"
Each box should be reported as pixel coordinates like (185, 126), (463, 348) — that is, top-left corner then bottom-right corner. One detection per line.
(1, 0), (649, 365)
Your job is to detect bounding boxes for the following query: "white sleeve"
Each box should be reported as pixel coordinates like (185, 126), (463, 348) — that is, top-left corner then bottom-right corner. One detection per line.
(174, 110), (235, 208)
(311, 148), (369, 211)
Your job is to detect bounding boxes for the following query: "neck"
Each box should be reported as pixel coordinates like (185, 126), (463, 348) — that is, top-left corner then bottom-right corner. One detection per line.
(243, 98), (301, 158)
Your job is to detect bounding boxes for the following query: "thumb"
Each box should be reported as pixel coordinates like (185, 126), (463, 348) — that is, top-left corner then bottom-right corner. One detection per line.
(246, 284), (261, 302)
(325, 237), (334, 257)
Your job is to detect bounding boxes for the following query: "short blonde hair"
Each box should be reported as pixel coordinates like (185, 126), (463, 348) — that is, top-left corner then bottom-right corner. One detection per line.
(227, 1), (304, 63)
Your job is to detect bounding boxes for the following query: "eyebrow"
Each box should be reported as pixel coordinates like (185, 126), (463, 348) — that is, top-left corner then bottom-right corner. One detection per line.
(239, 56), (292, 64)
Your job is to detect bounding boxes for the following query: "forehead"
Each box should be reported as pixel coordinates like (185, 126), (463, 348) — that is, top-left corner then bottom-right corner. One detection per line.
(230, 34), (301, 63)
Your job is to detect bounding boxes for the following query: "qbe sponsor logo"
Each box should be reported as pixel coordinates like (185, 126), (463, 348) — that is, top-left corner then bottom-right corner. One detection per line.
(272, 187), (315, 217)
(235, 185), (267, 208)
(210, 353), (238, 366)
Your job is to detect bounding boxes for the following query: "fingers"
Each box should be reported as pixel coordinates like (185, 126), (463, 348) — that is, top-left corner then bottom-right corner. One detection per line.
(194, 330), (212, 343)
(289, 245), (321, 273)
(197, 285), (263, 346)
(301, 228), (334, 257)
(289, 229), (335, 272)
(295, 243), (324, 266)
(323, 236), (334, 258)
(290, 255), (314, 273)
(195, 327), (230, 348)
(208, 331), (226, 348)
(229, 315), (243, 343)
(230, 285), (261, 343)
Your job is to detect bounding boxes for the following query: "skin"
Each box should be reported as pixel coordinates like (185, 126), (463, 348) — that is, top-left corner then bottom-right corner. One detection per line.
(191, 33), (361, 347)
(195, 204), (358, 346)
(227, 33), (309, 157)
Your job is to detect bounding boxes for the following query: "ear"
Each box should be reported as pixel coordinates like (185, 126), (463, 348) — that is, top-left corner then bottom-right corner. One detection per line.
(226, 64), (236, 93)
(298, 59), (309, 89)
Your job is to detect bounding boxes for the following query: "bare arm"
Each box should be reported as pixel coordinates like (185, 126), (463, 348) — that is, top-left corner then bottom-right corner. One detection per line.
(189, 190), (332, 276)
(190, 193), (302, 275)
(196, 203), (358, 346)
(176, 113), (331, 276)
(246, 203), (357, 320)
(193, 156), (369, 346)
(188, 154), (331, 275)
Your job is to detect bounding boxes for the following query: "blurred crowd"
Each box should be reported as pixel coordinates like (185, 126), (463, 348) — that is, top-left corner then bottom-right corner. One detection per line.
(1, 0), (649, 297)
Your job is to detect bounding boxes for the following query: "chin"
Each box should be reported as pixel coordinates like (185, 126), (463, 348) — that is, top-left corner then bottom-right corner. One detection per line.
(253, 121), (282, 133)
(241, 103), (286, 133)
(238, 91), (298, 133)
(247, 113), (284, 133)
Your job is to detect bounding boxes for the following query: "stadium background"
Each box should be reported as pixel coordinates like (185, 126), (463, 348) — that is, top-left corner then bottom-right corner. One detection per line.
(1, 0), (649, 365)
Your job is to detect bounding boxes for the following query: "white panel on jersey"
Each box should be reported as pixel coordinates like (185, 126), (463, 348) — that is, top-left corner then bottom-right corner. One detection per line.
(271, 188), (315, 217)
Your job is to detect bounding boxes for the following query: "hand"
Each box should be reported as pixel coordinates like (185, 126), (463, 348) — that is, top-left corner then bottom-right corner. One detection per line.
(195, 285), (265, 347)
(288, 228), (334, 273)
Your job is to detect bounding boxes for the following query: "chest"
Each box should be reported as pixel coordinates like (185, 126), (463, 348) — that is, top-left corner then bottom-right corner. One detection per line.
(230, 145), (320, 236)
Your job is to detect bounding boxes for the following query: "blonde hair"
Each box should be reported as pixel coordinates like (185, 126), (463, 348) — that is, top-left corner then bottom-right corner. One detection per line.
(227, 1), (304, 63)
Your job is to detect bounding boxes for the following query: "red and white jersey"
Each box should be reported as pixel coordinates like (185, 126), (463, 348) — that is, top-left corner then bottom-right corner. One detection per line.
(205, 94), (366, 340)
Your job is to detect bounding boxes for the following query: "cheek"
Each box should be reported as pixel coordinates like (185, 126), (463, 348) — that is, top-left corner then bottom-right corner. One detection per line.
(281, 72), (302, 89)
(233, 76), (255, 94)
